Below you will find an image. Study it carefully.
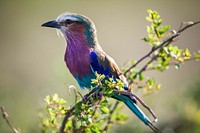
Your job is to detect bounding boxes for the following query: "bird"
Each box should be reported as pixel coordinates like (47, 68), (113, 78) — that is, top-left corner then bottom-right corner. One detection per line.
(42, 12), (159, 132)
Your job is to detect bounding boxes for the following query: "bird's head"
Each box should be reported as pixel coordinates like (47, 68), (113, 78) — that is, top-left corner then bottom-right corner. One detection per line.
(42, 13), (98, 46)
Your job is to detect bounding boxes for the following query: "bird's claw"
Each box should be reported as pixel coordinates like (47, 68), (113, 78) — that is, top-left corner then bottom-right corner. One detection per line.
(94, 89), (103, 100)
(82, 93), (90, 103)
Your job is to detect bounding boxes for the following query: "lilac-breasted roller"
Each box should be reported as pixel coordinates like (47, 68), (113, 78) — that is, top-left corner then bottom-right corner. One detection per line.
(42, 13), (159, 132)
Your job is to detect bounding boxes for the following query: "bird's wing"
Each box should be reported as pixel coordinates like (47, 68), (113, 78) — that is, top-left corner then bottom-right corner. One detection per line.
(90, 49), (128, 86)
(89, 50), (160, 132)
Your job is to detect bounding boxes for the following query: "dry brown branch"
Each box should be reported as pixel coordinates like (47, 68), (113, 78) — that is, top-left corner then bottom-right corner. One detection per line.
(0, 106), (20, 133)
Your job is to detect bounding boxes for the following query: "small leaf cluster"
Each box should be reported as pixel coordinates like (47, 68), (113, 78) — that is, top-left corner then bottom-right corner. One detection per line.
(144, 10), (200, 71)
(123, 9), (200, 95)
(151, 46), (193, 70)
(91, 72), (125, 97)
(38, 94), (67, 133)
(122, 62), (161, 95)
(143, 9), (170, 47)
(71, 97), (127, 133)
(39, 77), (128, 133)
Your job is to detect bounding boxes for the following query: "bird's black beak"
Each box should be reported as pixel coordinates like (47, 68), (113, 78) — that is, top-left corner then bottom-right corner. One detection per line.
(41, 20), (60, 28)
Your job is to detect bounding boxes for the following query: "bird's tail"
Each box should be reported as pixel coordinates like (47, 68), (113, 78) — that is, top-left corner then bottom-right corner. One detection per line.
(112, 93), (161, 133)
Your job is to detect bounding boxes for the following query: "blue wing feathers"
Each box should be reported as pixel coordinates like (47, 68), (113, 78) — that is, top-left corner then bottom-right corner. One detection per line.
(77, 51), (112, 89)
(89, 50), (151, 126)
(90, 51), (111, 77)
(112, 94), (150, 125)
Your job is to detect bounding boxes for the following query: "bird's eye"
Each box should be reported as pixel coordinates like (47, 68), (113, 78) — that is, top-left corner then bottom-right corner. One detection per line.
(65, 19), (74, 25)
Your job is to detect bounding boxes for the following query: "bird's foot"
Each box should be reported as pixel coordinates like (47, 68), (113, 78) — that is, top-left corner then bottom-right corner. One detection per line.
(94, 89), (103, 100)
(82, 93), (90, 103)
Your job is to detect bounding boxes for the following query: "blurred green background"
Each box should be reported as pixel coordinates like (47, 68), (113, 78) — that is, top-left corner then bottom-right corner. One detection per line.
(0, 0), (200, 133)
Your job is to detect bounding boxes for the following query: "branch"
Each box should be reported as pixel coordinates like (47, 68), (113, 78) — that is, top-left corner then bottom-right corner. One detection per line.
(59, 104), (75, 133)
(59, 21), (200, 133)
(59, 88), (97, 133)
(0, 107), (20, 133)
(147, 56), (199, 71)
(124, 21), (200, 76)
(103, 101), (119, 132)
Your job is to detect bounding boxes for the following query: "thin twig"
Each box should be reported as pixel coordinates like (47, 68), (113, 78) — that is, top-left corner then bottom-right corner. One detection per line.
(0, 107), (20, 133)
(134, 56), (157, 78)
(91, 99), (101, 118)
(59, 104), (76, 133)
(147, 56), (198, 71)
(124, 21), (200, 76)
(59, 87), (99, 133)
(103, 101), (119, 132)
(124, 49), (153, 76)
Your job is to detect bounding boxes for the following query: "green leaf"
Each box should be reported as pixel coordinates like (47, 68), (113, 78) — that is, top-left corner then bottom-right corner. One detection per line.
(100, 74), (105, 80)
(147, 9), (153, 14)
(177, 57), (184, 62)
(91, 125), (100, 133)
(100, 99), (108, 106)
(157, 19), (162, 26)
(147, 26), (152, 33)
(104, 88), (113, 97)
(66, 120), (72, 129)
(162, 25), (170, 32)
(44, 95), (51, 104)
(156, 84), (161, 90)
(146, 16), (152, 22)
(142, 37), (150, 42)
(183, 48), (191, 59)
(138, 85), (143, 89)
(194, 53), (200, 60)
(100, 106), (110, 114)
(52, 93), (59, 101)
(152, 11), (160, 19)
(158, 25), (170, 36)
(147, 79), (155, 89)
(139, 73), (144, 81)
(116, 114), (128, 121)
(85, 127), (92, 133)
(58, 98), (66, 104)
